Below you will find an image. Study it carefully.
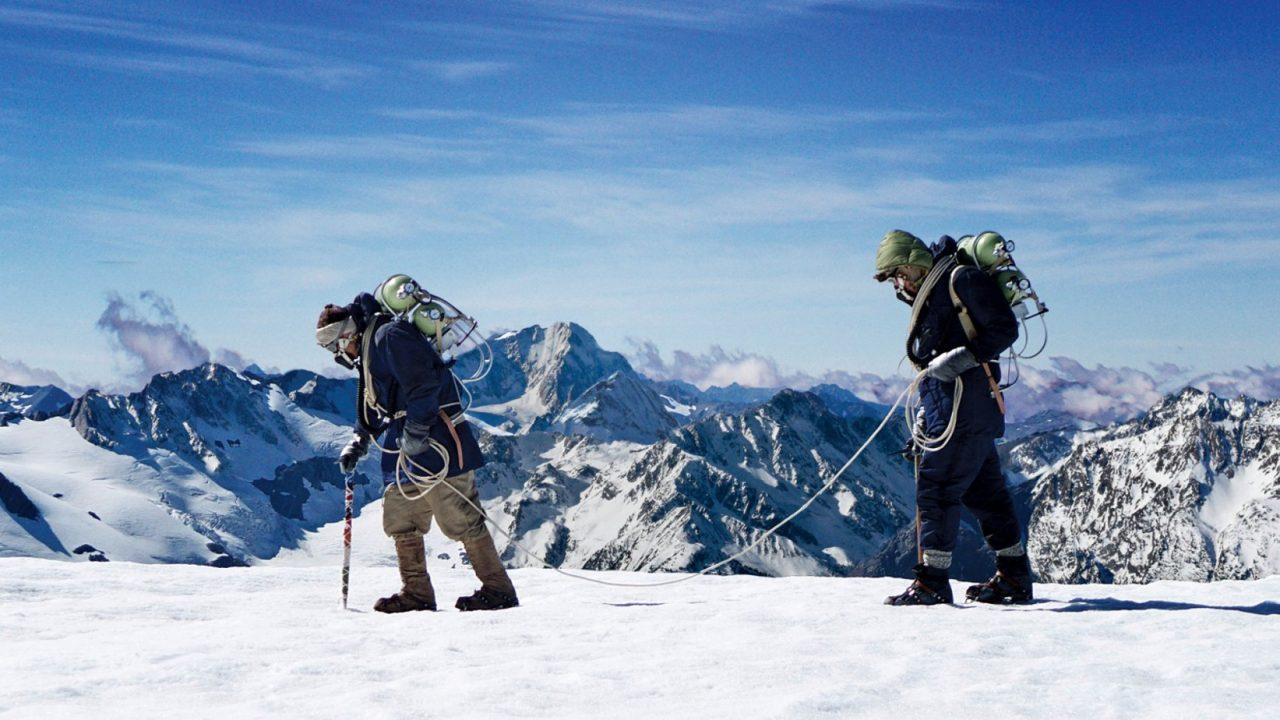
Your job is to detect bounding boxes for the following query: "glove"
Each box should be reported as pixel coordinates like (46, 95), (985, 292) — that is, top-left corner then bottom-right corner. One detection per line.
(898, 410), (925, 462)
(338, 430), (370, 474)
(398, 421), (432, 459)
(924, 347), (979, 383)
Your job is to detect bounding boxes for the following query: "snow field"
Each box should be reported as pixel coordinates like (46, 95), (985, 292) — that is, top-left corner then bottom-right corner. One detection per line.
(1, 557), (1277, 720)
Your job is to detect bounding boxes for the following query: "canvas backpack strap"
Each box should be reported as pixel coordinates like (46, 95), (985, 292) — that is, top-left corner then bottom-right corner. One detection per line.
(360, 313), (406, 421)
(948, 268), (1005, 415)
(948, 267), (979, 343)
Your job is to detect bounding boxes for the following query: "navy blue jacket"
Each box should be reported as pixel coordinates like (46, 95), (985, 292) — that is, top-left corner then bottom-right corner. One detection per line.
(347, 294), (486, 481)
(911, 240), (1019, 439)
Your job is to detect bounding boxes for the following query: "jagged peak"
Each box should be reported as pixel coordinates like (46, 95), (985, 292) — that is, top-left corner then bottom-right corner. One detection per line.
(496, 324), (632, 376)
(0, 382), (73, 402)
(1148, 386), (1223, 416)
(551, 320), (596, 339)
(687, 388), (825, 432)
(590, 370), (642, 389)
(758, 388), (828, 420)
(1, 380), (63, 394)
(494, 322), (599, 346)
(0, 381), (75, 422)
(242, 363), (269, 379)
(1118, 385), (1273, 436)
(141, 362), (246, 392)
(71, 364), (257, 412)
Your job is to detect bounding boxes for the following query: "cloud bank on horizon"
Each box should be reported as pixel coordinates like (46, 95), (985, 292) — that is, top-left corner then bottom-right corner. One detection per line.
(3, 291), (1278, 426)
(631, 338), (1280, 424)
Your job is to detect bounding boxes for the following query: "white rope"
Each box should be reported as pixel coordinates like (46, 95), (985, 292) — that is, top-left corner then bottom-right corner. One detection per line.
(904, 373), (963, 454)
(371, 380), (917, 588)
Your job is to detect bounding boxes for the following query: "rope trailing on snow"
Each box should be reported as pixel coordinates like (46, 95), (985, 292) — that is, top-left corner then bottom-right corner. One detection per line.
(370, 375), (924, 589)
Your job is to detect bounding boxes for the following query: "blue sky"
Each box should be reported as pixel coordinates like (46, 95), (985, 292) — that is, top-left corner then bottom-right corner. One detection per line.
(1, 0), (1278, 389)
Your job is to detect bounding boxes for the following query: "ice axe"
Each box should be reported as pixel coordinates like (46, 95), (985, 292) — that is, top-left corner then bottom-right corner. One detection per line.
(341, 470), (355, 610)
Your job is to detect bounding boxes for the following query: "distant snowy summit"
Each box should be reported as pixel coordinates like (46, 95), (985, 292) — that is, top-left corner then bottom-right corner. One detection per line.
(2, 322), (1279, 583)
(464, 321), (665, 437)
(0, 382), (73, 425)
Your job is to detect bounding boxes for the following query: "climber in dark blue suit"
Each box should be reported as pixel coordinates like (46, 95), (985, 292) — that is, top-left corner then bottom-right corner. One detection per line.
(872, 230), (1033, 606)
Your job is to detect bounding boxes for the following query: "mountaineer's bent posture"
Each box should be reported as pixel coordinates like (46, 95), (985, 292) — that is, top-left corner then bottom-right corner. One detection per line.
(873, 230), (1033, 606)
(316, 294), (517, 613)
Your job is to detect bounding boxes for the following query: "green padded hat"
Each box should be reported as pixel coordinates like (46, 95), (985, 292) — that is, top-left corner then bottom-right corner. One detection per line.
(873, 230), (933, 281)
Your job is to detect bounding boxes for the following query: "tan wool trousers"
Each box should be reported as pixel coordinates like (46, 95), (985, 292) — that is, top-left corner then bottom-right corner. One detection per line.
(382, 471), (488, 543)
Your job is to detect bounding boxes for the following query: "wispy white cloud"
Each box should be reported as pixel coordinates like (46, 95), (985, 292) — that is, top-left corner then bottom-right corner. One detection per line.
(0, 6), (369, 86)
(231, 134), (492, 162)
(96, 292), (250, 382)
(402, 0), (976, 48)
(97, 292), (212, 381)
(411, 60), (514, 82)
(0, 6), (301, 62)
(938, 116), (1193, 144)
(1189, 366), (1280, 401)
(507, 0), (976, 32)
(378, 108), (484, 121)
(111, 117), (173, 129)
(16, 45), (367, 87)
(48, 152), (1280, 285)
(368, 103), (931, 157)
(629, 339), (812, 390)
(502, 104), (929, 150)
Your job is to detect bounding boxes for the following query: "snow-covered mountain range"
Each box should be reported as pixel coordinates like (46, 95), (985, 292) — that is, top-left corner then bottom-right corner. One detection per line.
(2, 322), (1278, 583)
(471, 389), (911, 577)
(1029, 389), (1280, 582)
(1, 364), (380, 566)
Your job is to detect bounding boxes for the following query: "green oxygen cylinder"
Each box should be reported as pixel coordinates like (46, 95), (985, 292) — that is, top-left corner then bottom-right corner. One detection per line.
(958, 231), (1013, 271)
(994, 268), (1033, 307)
(375, 274), (422, 314)
(411, 302), (447, 339)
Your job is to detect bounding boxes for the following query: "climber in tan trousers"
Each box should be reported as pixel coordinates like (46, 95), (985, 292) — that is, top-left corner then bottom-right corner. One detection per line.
(379, 471), (517, 612)
(318, 295), (518, 612)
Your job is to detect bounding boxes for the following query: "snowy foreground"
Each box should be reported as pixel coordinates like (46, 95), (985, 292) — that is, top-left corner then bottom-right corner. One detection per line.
(2, 555), (1278, 720)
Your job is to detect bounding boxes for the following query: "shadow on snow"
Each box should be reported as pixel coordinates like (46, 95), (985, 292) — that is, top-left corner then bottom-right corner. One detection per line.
(1048, 598), (1280, 616)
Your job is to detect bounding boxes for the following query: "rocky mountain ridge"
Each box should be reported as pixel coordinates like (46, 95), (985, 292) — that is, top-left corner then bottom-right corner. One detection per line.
(3, 323), (1277, 583)
(1028, 388), (1280, 582)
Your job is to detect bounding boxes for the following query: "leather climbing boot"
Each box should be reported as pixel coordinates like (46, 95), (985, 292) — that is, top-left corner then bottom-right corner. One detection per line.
(456, 533), (518, 611)
(374, 534), (437, 613)
(966, 554), (1034, 605)
(885, 564), (954, 606)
